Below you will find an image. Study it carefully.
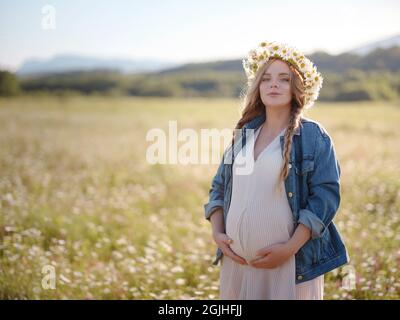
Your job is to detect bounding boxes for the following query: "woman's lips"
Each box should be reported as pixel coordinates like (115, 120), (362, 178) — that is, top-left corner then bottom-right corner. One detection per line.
(267, 93), (281, 96)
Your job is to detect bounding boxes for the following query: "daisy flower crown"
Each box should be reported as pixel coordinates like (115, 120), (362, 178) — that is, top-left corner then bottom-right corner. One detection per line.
(242, 41), (323, 109)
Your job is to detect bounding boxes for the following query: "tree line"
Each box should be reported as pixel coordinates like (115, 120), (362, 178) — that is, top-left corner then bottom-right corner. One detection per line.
(1, 47), (399, 102)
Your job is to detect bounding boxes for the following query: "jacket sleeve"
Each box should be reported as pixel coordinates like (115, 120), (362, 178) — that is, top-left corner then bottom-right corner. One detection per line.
(204, 152), (227, 221)
(297, 131), (341, 239)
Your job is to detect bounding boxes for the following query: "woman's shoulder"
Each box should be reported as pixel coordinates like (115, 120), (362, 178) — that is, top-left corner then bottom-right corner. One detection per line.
(300, 117), (337, 159)
(300, 116), (331, 140)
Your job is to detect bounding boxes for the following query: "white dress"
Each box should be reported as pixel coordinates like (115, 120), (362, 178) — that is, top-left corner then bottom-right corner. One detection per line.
(219, 123), (324, 300)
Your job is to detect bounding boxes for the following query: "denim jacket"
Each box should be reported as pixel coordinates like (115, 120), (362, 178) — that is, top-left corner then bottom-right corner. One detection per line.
(204, 113), (350, 284)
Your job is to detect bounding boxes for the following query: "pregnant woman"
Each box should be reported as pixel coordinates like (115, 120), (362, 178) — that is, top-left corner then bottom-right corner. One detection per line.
(204, 41), (349, 300)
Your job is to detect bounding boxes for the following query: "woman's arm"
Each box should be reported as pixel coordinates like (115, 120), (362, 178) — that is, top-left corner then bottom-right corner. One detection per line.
(204, 153), (226, 221)
(296, 131), (341, 240)
(210, 208), (224, 235)
(285, 223), (312, 255)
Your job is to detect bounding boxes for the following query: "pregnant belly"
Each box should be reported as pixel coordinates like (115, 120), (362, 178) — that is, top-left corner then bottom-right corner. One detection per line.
(226, 207), (294, 262)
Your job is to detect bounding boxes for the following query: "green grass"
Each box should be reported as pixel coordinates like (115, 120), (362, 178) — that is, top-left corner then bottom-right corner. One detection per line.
(0, 96), (399, 299)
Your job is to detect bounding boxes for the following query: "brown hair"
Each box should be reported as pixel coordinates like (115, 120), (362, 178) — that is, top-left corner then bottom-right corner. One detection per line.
(233, 58), (306, 191)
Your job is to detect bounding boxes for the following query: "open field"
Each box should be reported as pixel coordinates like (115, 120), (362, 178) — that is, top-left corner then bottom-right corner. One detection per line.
(0, 96), (399, 299)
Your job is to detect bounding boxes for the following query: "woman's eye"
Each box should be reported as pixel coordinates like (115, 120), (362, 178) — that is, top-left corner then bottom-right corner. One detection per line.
(262, 78), (289, 81)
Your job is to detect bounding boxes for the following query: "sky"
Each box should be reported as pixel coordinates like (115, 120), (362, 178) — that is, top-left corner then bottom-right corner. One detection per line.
(0, 0), (399, 71)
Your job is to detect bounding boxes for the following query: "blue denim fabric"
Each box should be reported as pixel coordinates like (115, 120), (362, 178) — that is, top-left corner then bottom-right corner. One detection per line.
(204, 113), (350, 284)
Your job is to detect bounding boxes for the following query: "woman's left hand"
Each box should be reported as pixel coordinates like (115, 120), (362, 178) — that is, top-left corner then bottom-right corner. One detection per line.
(249, 242), (294, 269)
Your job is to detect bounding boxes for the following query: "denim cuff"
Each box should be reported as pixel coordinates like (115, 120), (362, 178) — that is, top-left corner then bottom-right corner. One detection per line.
(297, 208), (326, 239)
(204, 200), (224, 221)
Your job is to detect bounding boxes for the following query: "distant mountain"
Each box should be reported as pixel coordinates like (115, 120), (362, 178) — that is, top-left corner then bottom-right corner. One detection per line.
(15, 34), (400, 77)
(155, 34), (400, 75)
(348, 34), (400, 56)
(16, 47), (399, 101)
(17, 54), (182, 76)
(155, 46), (400, 75)
(158, 59), (241, 74)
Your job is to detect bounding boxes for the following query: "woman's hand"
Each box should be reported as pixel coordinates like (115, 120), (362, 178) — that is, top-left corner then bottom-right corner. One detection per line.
(212, 232), (248, 265)
(248, 242), (294, 269)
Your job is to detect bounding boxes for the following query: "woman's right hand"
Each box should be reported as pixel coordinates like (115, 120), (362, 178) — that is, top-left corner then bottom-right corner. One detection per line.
(212, 232), (247, 265)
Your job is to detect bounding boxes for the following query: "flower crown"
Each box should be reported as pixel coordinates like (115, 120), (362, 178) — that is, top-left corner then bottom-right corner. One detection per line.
(242, 41), (323, 109)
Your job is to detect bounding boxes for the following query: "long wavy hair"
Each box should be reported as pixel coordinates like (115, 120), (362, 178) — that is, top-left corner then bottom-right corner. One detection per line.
(233, 58), (306, 191)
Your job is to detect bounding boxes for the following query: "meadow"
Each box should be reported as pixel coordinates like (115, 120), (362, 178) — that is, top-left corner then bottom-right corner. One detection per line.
(0, 96), (399, 299)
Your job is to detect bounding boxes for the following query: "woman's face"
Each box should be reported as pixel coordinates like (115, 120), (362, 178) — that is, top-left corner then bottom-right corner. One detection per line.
(259, 59), (292, 109)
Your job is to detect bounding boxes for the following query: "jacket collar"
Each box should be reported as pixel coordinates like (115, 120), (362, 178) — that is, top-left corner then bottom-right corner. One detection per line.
(243, 113), (301, 135)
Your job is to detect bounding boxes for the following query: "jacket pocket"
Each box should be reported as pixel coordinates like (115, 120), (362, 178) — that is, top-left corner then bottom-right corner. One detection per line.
(295, 159), (314, 175)
(316, 234), (337, 263)
(296, 239), (317, 272)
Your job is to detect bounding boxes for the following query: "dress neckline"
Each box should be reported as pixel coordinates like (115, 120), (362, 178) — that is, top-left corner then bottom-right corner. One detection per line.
(253, 124), (286, 162)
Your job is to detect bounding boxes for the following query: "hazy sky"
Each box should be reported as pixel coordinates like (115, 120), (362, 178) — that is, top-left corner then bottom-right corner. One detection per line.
(0, 0), (399, 71)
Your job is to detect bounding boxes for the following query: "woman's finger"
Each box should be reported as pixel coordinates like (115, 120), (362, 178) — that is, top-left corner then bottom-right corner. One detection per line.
(223, 246), (247, 265)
